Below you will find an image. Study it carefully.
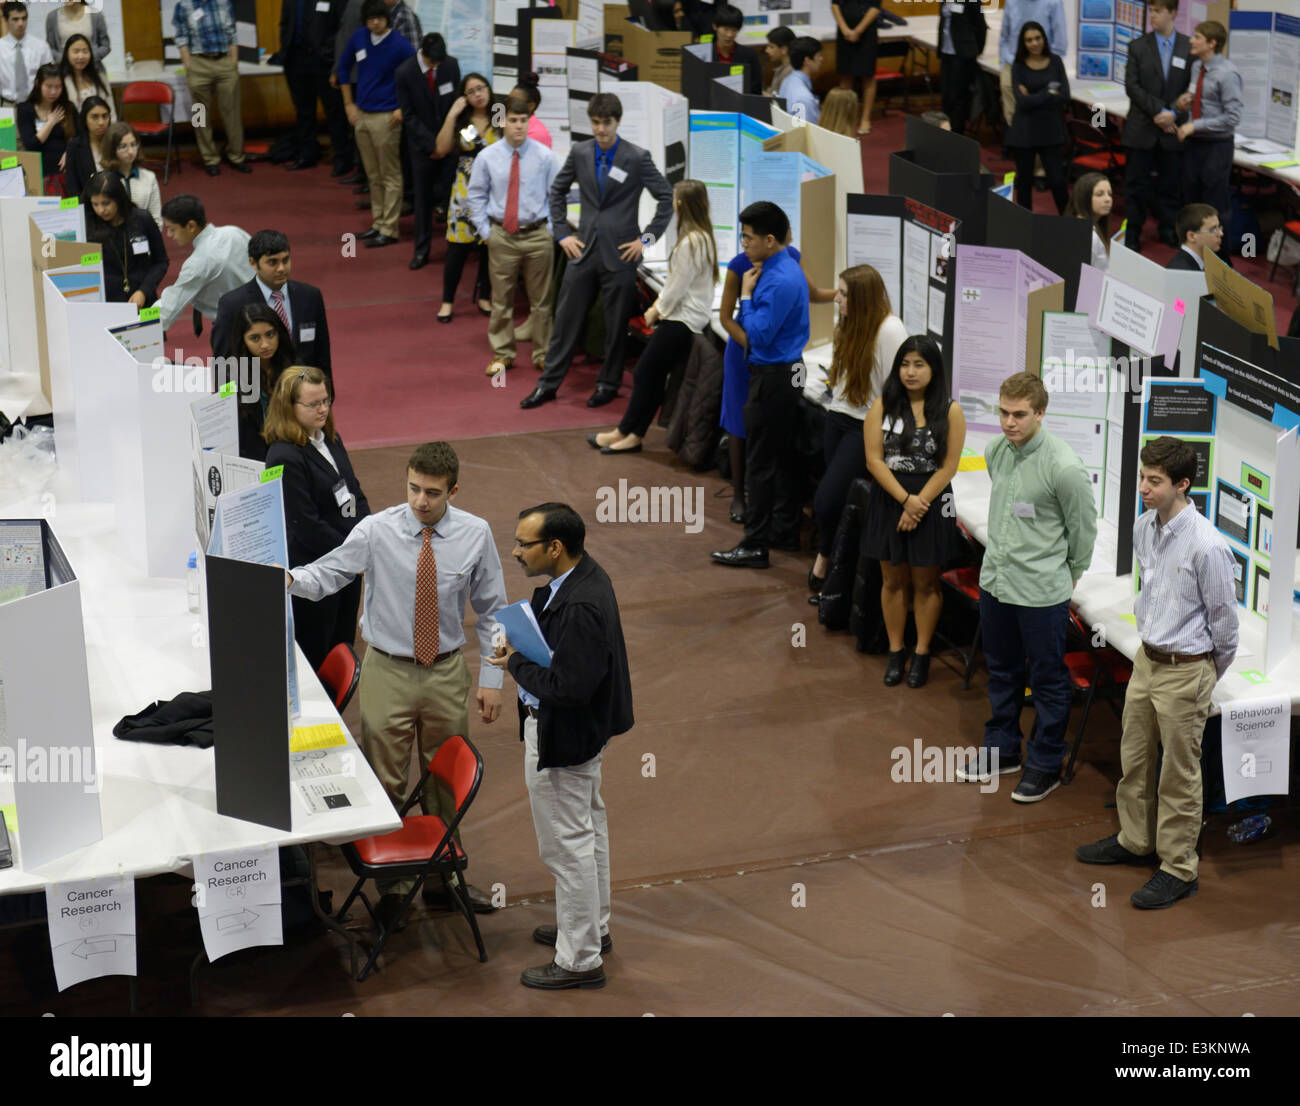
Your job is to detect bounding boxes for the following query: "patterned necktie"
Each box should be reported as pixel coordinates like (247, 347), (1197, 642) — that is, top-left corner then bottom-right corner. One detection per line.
(1191, 65), (1205, 120)
(270, 289), (290, 332)
(504, 149), (520, 234)
(413, 526), (440, 664)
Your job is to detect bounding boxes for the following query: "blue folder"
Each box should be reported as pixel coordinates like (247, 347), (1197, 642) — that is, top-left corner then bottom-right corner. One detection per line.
(495, 599), (553, 668)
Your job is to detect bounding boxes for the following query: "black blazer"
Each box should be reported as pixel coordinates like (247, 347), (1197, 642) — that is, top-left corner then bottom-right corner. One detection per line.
(97, 208), (169, 304)
(1165, 247), (1233, 271)
(1123, 32), (1192, 151)
(940, 0), (987, 58)
(62, 134), (99, 199)
(265, 435), (371, 566)
(509, 554), (634, 769)
(394, 54), (461, 158)
(712, 41), (763, 97)
(15, 101), (70, 178)
(279, 0), (345, 72)
(212, 277), (333, 376)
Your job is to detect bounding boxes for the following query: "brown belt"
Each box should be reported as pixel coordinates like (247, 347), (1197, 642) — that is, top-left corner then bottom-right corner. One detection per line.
(1142, 643), (1213, 666)
(369, 644), (459, 666)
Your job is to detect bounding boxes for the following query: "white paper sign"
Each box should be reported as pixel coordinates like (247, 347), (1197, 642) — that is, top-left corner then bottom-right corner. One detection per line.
(192, 845), (283, 961)
(47, 876), (137, 991)
(1221, 694), (1291, 803)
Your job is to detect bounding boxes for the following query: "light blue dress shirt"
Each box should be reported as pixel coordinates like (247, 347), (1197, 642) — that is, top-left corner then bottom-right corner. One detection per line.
(999, 0), (1067, 66)
(157, 222), (251, 331)
(465, 136), (557, 242)
(255, 274), (292, 334)
(289, 502), (509, 688)
(518, 565), (574, 709)
(778, 69), (819, 125)
(1154, 28), (1174, 79)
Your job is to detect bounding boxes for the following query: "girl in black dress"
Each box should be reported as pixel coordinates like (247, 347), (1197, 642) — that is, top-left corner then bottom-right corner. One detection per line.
(831, 0), (881, 134)
(863, 335), (966, 688)
(83, 171), (168, 308)
(221, 302), (296, 462)
(1006, 21), (1070, 213)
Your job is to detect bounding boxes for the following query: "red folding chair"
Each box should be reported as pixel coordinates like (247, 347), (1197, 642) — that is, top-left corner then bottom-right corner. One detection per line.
(1062, 609), (1132, 782)
(935, 522), (985, 688)
(335, 734), (486, 981)
(120, 81), (178, 183)
(316, 642), (360, 713)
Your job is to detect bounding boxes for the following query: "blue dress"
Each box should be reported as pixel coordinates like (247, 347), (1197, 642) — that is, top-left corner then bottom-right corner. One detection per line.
(720, 245), (802, 438)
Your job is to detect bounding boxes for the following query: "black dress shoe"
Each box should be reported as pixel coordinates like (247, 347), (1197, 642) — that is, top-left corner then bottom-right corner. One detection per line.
(729, 497), (745, 524)
(534, 924), (613, 954)
(409, 254), (428, 270)
(883, 650), (907, 686)
(330, 164), (351, 177)
(421, 880), (497, 914)
(286, 159), (316, 171)
(808, 568), (825, 593)
(435, 310), (453, 323)
(358, 227), (380, 240)
(352, 182), (370, 194)
(339, 171), (364, 184)
(204, 164), (220, 177)
(586, 432), (603, 450)
(226, 159), (252, 174)
(906, 652), (931, 688)
(587, 386), (618, 408)
(601, 442), (641, 454)
(709, 544), (769, 568)
(520, 960), (606, 990)
(520, 386), (558, 409)
(364, 233), (396, 248)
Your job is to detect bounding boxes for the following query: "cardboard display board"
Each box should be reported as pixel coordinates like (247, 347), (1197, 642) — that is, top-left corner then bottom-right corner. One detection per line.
(986, 191), (1093, 310)
(1204, 248), (1279, 350)
(1107, 241), (1208, 375)
(606, 11), (693, 91)
(689, 110), (781, 268)
(28, 215), (95, 407)
(1228, 9), (1300, 146)
(681, 45), (737, 110)
(567, 47), (638, 146)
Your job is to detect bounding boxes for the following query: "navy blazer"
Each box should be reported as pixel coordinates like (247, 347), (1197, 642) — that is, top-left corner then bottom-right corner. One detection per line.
(1124, 32), (1192, 150)
(265, 435), (370, 566)
(394, 53), (460, 159)
(279, 0), (345, 71)
(212, 277), (333, 377)
(509, 554), (634, 769)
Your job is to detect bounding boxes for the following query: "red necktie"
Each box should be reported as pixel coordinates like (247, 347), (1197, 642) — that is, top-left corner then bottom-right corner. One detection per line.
(413, 527), (440, 664)
(504, 149), (520, 235)
(1191, 66), (1204, 120)
(270, 289), (290, 332)
(425, 65), (437, 99)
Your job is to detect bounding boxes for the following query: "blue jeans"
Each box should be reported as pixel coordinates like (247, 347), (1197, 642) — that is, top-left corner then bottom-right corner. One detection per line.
(979, 590), (1072, 773)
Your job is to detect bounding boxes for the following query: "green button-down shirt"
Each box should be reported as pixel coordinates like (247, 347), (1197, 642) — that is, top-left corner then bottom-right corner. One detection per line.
(979, 428), (1098, 607)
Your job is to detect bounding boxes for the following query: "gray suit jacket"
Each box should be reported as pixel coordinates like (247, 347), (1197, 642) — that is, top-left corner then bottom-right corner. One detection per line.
(548, 137), (673, 271)
(1123, 32), (1192, 151)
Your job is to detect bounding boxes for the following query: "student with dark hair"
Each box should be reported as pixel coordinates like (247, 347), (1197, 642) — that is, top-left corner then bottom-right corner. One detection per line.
(172, 1), (247, 176)
(0, 3), (53, 108)
(435, 72), (500, 320)
(16, 63), (75, 188)
(1165, 202), (1226, 271)
(212, 229), (333, 378)
(1175, 21), (1242, 236)
(58, 31), (112, 118)
(83, 171), (168, 308)
(1076, 436), (1236, 909)
(863, 336), (965, 687)
(711, 201), (809, 569)
(278, 0), (353, 174)
(265, 364), (371, 671)
(938, 0), (987, 136)
(779, 36), (823, 124)
(220, 302), (295, 461)
(1006, 21), (1070, 213)
(832, 0), (881, 134)
(709, 4), (762, 96)
(764, 25), (795, 97)
(60, 94), (109, 198)
(492, 501), (633, 990)
(1064, 171), (1113, 271)
(648, 0), (686, 32)
(512, 73), (550, 147)
(287, 440), (509, 926)
(46, 1), (110, 62)
(158, 194), (252, 333)
(101, 122), (162, 226)
(521, 92), (674, 409)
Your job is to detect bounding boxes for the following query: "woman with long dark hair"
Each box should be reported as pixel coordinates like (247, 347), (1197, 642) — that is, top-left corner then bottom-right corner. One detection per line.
(863, 335), (966, 688)
(434, 71), (500, 322)
(62, 95), (110, 197)
(263, 365), (371, 670)
(222, 302), (297, 462)
(59, 32), (113, 118)
(1064, 171), (1113, 272)
(83, 171), (168, 307)
(1006, 21), (1069, 213)
(16, 63), (76, 191)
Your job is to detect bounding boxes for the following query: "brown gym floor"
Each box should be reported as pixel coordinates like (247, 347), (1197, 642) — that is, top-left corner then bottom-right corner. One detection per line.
(2, 429), (1296, 1016)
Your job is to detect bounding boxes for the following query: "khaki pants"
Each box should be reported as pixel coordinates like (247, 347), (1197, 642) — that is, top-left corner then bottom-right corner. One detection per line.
(358, 646), (472, 894)
(186, 53), (243, 166)
(486, 223), (554, 366)
(1115, 649), (1215, 882)
(354, 110), (402, 239)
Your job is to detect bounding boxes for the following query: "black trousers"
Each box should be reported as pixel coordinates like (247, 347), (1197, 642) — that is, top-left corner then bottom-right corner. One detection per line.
(292, 577), (362, 673)
(814, 411), (867, 557)
(618, 320), (696, 436)
(1182, 137), (1233, 226)
(1124, 143), (1182, 247)
(409, 145), (437, 258)
(1012, 143), (1067, 213)
(939, 54), (978, 135)
(743, 363), (803, 549)
(442, 240), (490, 305)
(539, 255), (637, 392)
(284, 64), (352, 169)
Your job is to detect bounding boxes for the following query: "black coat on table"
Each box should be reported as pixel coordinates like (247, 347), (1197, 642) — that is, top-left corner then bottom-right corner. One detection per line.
(212, 277), (333, 377)
(97, 207), (169, 304)
(509, 554), (634, 770)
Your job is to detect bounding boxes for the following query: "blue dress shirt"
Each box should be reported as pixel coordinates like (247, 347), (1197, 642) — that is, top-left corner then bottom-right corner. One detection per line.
(1154, 28), (1174, 78)
(466, 137), (557, 240)
(999, 0), (1067, 66)
(518, 565), (575, 708)
(777, 69), (820, 125)
(172, 0), (237, 55)
(737, 246), (809, 364)
(595, 136), (619, 200)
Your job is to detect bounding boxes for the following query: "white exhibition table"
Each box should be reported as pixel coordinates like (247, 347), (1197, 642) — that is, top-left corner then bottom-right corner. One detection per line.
(0, 498), (399, 898)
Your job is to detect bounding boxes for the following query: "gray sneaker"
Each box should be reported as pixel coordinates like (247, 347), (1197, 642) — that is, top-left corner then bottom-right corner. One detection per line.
(955, 749), (1021, 783)
(1011, 768), (1061, 803)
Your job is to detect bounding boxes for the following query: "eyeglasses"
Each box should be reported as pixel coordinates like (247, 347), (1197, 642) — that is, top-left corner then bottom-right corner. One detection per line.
(514, 538), (546, 549)
(296, 398), (331, 412)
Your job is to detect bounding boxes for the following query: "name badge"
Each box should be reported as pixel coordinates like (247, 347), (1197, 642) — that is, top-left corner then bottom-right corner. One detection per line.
(355, 48), (367, 62)
(316, 0), (331, 10)
(299, 324), (316, 342)
(1171, 55), (1186, 69)
(1013, 502), (1036, 519)
(332, 480), (352, 508)
(607, 165), (628, 183)
(438, 81), (453, 95)
(130, 236), (149, 255)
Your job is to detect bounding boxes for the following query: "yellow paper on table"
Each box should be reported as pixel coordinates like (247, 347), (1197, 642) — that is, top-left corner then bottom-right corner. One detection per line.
(1119, 613), (1137, 626)
(290, 723), (347, 752)
(1, 803), (16, 834)
(958, 455), (987, 471)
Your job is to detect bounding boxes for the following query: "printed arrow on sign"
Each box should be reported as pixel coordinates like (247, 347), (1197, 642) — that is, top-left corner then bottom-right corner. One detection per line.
(72, 938), (117, 958)
(216, 908), (260, 931)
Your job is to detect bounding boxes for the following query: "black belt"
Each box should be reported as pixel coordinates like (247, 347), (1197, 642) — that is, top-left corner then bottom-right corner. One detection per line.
(749, 360), (796, 373)
(1142, 643), (1213, 666)
(490, 218), (547, 234)
(370, 645), (459, 666)
(196, 52), (229, 59)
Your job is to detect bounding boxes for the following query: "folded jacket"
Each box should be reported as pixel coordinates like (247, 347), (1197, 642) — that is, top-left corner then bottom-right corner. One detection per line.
(113, 690), (214, 749)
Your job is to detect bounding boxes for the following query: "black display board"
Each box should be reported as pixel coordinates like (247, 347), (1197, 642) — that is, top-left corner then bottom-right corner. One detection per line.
(986, 191), (1092, 309)
(681, 47), (733, 111)
(709, 79), (779, 122)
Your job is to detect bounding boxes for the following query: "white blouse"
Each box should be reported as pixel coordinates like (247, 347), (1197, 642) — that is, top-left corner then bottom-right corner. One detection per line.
(123, 167), (162, 226)
(64, 75), (117, 121)
(827, 313), (908, 420)
(652, 231), (717, 333)
(1090, 226), (1109, 272)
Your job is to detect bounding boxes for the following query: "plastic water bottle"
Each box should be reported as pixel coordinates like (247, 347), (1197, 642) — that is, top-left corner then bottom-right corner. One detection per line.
(186, 552), (200, 613)
(124, 52), (134, 74)
(1226, 814), (1271, 844)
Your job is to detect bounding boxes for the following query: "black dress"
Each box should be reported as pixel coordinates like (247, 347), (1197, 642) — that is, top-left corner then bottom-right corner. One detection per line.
(834, 0), (880, 77)
(864, 403), (960, 567)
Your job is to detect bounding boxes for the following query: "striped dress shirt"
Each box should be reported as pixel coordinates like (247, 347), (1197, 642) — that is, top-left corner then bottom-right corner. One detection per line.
(1133, 500), (1239, 678)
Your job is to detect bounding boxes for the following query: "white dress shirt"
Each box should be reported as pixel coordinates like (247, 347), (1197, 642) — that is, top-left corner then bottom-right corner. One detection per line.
(0, 33), (53, 104)
(1178, 244), (1204, 270)
(827, 313), (907, 420)
(289, 502), (509, 688)
(652, 231), (716, 333)
(308, 429), (338, 472)
(157, 222), (252, 331)
(256, 274), (293, 334)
